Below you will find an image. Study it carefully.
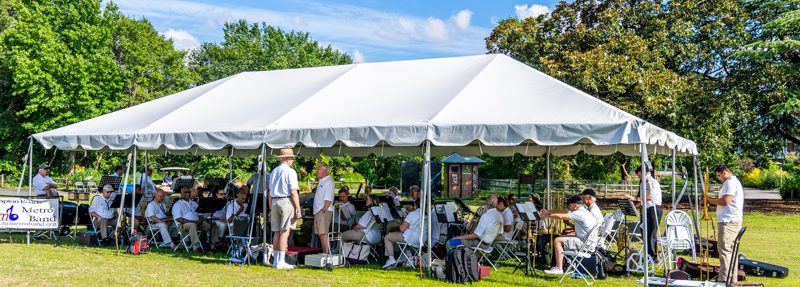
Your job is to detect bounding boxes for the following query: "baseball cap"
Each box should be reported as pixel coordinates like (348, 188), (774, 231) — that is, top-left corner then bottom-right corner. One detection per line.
(581, 189), (597, 198)
(566, 195), (582, 205)
(38, 164), (50, 170)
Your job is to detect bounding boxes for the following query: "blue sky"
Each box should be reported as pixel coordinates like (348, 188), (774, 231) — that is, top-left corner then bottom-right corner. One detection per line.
(113, 0), (557, 63)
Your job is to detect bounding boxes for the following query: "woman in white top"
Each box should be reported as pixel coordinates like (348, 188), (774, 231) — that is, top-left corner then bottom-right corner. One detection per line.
(210, 187), (228, 247)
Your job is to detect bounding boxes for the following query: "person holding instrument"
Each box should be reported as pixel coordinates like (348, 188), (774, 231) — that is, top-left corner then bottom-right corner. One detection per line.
(89, 185), (117, 240)
(541, 195), (598, 275)
(172, 185), (209, 254)
(708, 164), (743, 284)
(146, 190), (175, 248)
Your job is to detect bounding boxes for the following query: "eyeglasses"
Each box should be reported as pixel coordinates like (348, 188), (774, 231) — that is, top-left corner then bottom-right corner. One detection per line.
(217, 193), (225, 196)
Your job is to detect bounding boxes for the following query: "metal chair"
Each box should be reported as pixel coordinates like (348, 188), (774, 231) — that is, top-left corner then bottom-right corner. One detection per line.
(472, 240), (498, 270)
(493, 220), (524, 264)
(658, 210), (696, 269)
(560, 225), (601, 285)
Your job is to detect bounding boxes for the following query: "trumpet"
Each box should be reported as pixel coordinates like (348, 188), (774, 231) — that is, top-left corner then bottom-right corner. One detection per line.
(702, 167), (712, 221)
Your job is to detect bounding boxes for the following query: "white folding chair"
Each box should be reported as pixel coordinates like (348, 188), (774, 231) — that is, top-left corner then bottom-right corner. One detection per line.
(172, 220), (192, 252)
(86, 181), (98, 195)
(493, 220), (523, 264)
(145, 215), (170, 249)
(472, 240), (498, 270)
(560, 225), (601, 286)
(658, 210), (696, 269)
(74, 181), (86, 193)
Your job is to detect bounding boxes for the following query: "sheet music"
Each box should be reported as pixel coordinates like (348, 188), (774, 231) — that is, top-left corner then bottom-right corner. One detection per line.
(444, 202), (457, 222)
(516, 201), (540, 221)
(370, 206), (389, 222)
(379, 202), (394, 221)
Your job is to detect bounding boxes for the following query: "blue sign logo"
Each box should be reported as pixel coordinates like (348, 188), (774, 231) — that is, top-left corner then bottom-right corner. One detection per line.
(2, 206), (19, 221)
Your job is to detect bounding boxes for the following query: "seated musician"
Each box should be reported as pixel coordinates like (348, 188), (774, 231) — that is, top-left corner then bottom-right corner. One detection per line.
(447, 194), (504, 250)
(146, 190), (175, 248)
(497, 195), (515, 241)
(581, 189), (603, 225)
(89, 184), (117, 240)
(172, 186), (210, 253)
(387, 187), (401, 207)
(210, 186), (228, 248)
(363, 186), (379, 207)
(226, 189), (249, 223)
(382, 199), (421, 269)
(335, 188), (357, 231)
(122, 185), (145, 231)
(342, 209), (381, 245)
(541, 195), (598, 275)
(403, 185), (420, 212)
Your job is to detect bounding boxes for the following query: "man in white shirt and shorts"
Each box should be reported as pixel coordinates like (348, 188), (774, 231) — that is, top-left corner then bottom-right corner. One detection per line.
(313, 162), (335, 254)
(708, 164), (744, 284)
(268, 148), (302, 269)
(542, 195), (598, 275)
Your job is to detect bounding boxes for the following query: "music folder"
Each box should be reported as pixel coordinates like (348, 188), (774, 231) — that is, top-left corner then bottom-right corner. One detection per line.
(110, 193), (144, 208)
(196, 198), (227, 213)
(515, 201), (541, 222)
(435, 202), (459, 223)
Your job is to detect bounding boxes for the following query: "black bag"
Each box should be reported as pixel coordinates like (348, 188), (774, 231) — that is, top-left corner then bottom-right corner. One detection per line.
(79, 232), (99, 246)
(445, 247), (480, 284)
(738, 254), (789, 278)
(678, 257), (746, 282)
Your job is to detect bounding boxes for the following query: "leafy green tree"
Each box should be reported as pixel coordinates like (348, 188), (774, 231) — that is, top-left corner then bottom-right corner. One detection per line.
(486, 0), (753, 165)
(188, 20), (351, 84)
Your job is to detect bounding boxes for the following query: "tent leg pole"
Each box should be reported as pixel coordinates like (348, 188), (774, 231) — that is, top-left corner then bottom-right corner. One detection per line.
(262, 147), (268, 245)
(423, 140), (432, 274)
(115, 152), (133, 253)
(27, 138), (33, 245)
(131, 148), (137, 234)
(546, 147), (551, 210)
(672, 149), (677, 209)
(640, 143), (649, 286)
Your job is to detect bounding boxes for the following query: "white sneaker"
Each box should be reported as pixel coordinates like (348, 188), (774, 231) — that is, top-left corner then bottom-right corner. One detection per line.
(275, 262), (296, 269)
(544, 267), (563, 275)
(382, 258), (397, 269)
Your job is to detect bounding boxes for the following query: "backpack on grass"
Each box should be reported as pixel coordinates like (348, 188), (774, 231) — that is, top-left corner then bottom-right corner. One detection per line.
(444, 246), (480, 284)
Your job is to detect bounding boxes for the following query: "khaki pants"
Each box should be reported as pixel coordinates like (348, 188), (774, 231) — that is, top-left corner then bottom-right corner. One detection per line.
(718, 220), (742, 283)
(211, 220), (227, 243)
(94, 218), (116, 239)
(384, 231), (405, 257)
(342, 229), (366, 242)
(181, 222), (210, 249)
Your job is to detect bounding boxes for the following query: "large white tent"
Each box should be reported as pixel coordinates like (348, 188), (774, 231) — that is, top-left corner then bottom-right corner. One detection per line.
(32, 54), (697, 157)
(29, 54), (699, 285)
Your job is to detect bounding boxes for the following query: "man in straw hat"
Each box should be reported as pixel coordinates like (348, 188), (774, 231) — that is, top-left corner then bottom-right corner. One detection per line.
(268, 148), (302, 269)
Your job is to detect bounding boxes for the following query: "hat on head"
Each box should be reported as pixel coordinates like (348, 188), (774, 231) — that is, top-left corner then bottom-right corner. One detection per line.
(581, 188), (597, 198)
(277, 148), (296, 158)
(566, 195), (582, 205)
(38, 164), (50, 170)
(102, 184), (114, 192)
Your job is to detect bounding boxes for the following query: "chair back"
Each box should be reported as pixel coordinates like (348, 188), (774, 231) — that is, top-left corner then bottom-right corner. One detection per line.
(579, 224), (601, 253)
(75, 181), (86, 193)
(664, 210), (694, 247)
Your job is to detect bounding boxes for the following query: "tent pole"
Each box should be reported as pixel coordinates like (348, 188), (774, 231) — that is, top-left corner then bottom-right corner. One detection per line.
(26, 138), (33, 245)
(672, 148), (677, 209)
(131, 148), (137, 234)
(546, 147), (551, 210)
(246, 144), (266, 250)
(423, 140), (432, 274)
(115, 152), (132, 252)
(640, 143), (649, 286)
(262, 146), (268, 245)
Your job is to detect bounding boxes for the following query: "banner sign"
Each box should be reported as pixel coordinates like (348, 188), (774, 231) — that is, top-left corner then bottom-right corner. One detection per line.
(0, 197), (59, 230)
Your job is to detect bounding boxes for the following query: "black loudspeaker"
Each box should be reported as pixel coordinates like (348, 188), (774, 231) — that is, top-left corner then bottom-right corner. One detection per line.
(60, 202), (92, 226)
(401, 161), (420, 196)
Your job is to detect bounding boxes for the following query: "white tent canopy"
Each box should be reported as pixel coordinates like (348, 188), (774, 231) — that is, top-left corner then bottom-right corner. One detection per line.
(33, 54), (697, 156)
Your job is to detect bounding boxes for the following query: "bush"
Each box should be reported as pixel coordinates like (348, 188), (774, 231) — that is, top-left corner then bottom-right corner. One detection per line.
(742, 168), (763, 188)
(780, 175), (800, 200)
(761, 169), (789, 189)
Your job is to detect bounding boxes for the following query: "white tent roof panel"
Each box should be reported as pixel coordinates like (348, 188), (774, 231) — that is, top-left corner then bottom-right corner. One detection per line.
(33, 54), (698, 156)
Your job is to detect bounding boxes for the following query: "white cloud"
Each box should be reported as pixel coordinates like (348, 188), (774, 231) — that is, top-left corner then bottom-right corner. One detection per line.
(115, 0), (491, 59)
(451, 9), (472, 32)
(424, 17), (447, 41)
(514, 4), (550, 19)
(162, 28), (201, 51)
(352, 49), (365, 63)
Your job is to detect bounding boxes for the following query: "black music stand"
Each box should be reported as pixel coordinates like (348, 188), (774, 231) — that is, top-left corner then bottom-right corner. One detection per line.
(204, 178), (227, 190)
(99, 176), (122, 192)
(110, 193), (144, 208)
(617, 199), (641, 258)
(434, 202), (461, 223)
(453, 198), (473, 214)
(196, 198), (227, 214)
(513, 201), (542, 276)
(377, 195), (402, 219)
(246, 195), (267, 215)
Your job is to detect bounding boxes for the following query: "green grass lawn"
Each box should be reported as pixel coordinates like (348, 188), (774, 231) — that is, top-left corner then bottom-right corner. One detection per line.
(1, 212), (798, 287)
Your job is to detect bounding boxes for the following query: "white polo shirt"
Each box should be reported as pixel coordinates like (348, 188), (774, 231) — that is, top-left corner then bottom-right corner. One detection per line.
(474, 208), (504, 244)
(313, 176), (335, 214)
(89, 196), (115, 219)
(644, 174), (662, 209)
(145, 200), (168, 220)
(717, 176), (744, 223)
(568, 206), (598, 240)
(172, 199), (200, 222)
(226, 200), (248, 221)
(587, 202), (604, 225)
(269, 163), (298, 198)
(32, 174), (56, 196)
(501, 207), (514, 240)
